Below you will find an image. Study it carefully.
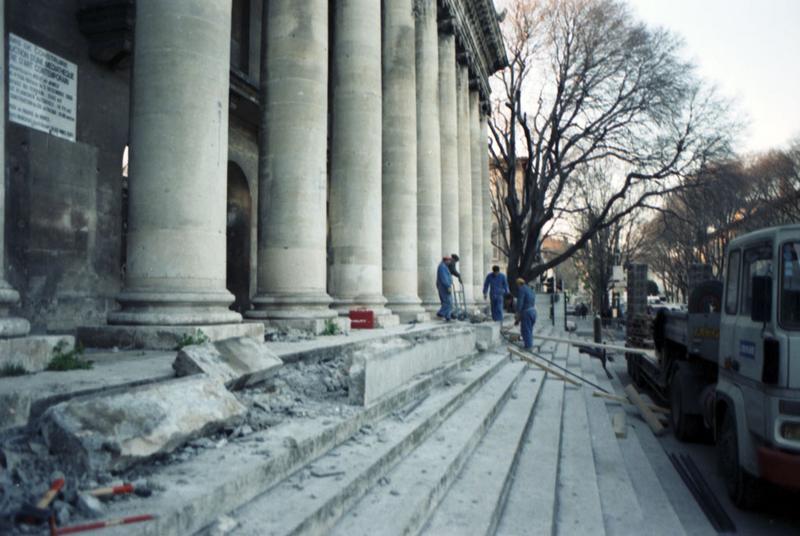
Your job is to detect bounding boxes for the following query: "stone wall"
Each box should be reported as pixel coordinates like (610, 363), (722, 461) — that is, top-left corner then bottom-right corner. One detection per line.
(6, 0), (130, 332)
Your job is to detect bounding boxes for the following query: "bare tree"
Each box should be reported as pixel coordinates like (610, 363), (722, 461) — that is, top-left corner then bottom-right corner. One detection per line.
(488, 0), (733, 284)
(572, 208), (647, 312)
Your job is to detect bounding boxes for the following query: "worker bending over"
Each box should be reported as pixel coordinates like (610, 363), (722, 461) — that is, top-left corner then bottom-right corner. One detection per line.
(483, 265), (510, 322)
(515, 277), (537, 348)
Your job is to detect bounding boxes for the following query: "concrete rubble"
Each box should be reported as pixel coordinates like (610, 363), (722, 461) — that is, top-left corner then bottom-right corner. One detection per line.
(40, 375), (247, 472)
(0, 323), (529, 535)
(173, 337), (283, 390)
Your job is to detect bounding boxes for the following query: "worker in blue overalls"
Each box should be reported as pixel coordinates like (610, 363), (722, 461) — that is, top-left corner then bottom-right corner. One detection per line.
(436, 256), (454, 321)
(483, 265), (510, 322)
(515, 277), (537, 348)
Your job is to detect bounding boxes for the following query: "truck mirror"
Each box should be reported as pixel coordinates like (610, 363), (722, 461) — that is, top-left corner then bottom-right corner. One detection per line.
(751, 275), (772, 323)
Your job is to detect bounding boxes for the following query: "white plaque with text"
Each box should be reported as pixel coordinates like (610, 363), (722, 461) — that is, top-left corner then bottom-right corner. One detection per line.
(8, 33), (77, 142)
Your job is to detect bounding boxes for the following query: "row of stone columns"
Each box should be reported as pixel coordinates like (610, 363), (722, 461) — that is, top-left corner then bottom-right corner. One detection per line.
(0, 0), (498, 341)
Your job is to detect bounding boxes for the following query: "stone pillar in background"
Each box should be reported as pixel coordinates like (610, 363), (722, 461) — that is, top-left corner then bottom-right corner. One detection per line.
(438, 31), (459, 260)
(456, 64), (473, 303)
(480, 112), (492, 272)
(330, 0), (397, 326)
(381, 0), (426, 323)
(0, 1), (30, 339)
(415, 0), (442, 313)
(92, 0), (263, 347)
(246, 1), (341, 334)
(469, 89), (484, 305)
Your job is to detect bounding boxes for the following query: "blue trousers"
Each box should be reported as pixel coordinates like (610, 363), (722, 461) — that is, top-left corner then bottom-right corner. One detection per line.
(520, 308), (537, 348)
(437, 284), (453, 319)
(490, 294), (504, 321)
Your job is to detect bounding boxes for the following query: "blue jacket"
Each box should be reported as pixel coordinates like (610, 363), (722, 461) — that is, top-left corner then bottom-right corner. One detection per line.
(516, 285), (536, 313)
(483, 272), (510, 297)
(437, 261), (453, 288)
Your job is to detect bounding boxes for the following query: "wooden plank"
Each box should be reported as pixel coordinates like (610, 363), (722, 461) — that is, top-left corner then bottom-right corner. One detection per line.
(507, 346), (581, 387)
(625, 384), (666, 436)
(591, 391), (670, 415)
(534, 334), (656, 359)
(612, 412), (627, 438)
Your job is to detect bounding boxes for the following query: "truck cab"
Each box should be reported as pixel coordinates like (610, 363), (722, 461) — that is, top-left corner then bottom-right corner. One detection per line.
(715, 224), (800, 507)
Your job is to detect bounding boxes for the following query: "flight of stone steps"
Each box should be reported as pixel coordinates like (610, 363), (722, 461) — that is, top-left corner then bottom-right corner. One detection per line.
(197, 327), (712, 536)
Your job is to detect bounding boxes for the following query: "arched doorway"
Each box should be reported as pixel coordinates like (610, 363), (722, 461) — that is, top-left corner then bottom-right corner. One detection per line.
(227, 162), (252, 313)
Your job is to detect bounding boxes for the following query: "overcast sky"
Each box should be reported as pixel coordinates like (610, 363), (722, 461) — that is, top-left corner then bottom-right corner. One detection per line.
(628, 0), (800, 154)
(494, 0), (800, 155)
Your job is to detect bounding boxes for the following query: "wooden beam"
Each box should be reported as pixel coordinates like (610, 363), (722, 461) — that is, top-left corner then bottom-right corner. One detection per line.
(625, 384), (666, 436)
(612, 412), (627, 438)
(534, 334), (655, 359)
(507, 346), (581, 387)
(591, 391), (670, 415)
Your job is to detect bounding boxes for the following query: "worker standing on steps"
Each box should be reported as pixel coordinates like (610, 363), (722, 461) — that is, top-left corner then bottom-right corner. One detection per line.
(483, 265), (510, 322)
(436, 256), (454, 321)
(515, 277), (537, 348)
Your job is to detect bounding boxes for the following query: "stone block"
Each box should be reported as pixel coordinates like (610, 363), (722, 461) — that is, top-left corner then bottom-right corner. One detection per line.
(173, 337), (283, 390)
(472, 323), (501, 349)
(0, 335), (75, 373)
(40, 375), (246, 472)
(76, 322), (265, 350)
(347, 326), (477, 405)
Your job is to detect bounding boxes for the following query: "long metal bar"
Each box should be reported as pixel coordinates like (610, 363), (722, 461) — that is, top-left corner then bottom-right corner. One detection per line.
(507, 343), (610, 394)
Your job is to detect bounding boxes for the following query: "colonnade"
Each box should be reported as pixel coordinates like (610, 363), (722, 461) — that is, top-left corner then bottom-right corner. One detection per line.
(0, 0), (499, 340)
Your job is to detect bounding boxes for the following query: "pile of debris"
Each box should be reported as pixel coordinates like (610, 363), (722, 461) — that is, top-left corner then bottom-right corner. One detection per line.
(0, 335), (357, 534)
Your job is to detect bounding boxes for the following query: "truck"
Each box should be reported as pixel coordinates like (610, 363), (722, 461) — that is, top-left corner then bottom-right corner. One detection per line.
(626, 224), (800, 507)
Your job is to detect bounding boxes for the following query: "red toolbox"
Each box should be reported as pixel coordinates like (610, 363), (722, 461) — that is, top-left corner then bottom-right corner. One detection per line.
(349, 309), (375, 329)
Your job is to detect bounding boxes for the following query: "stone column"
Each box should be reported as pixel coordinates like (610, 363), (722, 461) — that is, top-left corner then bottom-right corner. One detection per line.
(480, 112), (492, 271)
(469, 89), (485, 304)
(0, 2), (30, 338)
(245, 1), (339, 333)
(330, 0), (397, 326)
(415, 0), (442, 313)
(382, 0), (426, 323)
(456, 64), (473, 303)
(438, 32), (459, 258)
(102, 0), (261, 344)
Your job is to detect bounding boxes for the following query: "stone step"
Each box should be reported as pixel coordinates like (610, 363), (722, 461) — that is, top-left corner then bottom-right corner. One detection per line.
(576, 348), (645, 535)
(329, 360), (528, 536)
(496, 376), (565, 536)
(221, 352), (513, 536)
(420, 368), (545, 536)
(98, 350), (501, 536)
(595, 359), (712, 536)
(554, 349), (606, 536)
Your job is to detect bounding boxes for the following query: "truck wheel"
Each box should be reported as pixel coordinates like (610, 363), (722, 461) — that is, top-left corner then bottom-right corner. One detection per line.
(717, 410), (763, 509)
(670, 371), (702, 441)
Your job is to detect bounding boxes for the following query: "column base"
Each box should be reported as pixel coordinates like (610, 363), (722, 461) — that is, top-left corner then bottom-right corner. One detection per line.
(0, 285), (31, 337)
(107, 290), (242, 326)
(0, 335), (74, 373)
(0, 317), (31, 338)
(77, 323), (264, 351)
(386, 300), (430, 323)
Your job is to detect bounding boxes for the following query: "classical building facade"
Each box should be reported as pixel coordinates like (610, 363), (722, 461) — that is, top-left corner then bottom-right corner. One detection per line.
(0, 0), (505, 346)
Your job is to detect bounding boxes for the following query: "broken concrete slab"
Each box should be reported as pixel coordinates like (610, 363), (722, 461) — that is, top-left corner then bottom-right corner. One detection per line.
(0, 334), (74, 373)
(347, 326), (477, 405)
(173, 337), (283, 390)
(0, 350), (175, 432)
(40, 375), (246, 473)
